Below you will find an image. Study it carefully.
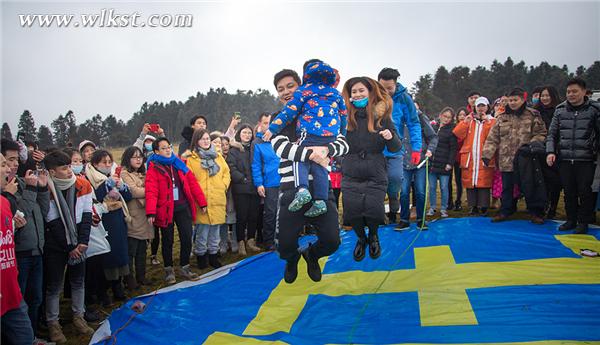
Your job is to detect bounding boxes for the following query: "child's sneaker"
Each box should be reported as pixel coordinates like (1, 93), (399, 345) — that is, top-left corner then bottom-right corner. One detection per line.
(288, 188), (312, 212)
(440, 210), (449, 218)
(304, 200), (327, 217)
(426, 208), (436, 216)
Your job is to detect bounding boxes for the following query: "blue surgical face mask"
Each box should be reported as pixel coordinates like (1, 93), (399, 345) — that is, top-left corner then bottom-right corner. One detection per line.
(532, 98), (540, 105)
(352, 97), (369, 108)
(144, 143), (153, 152)
(97, 166), (112, 175)
(71, 164), (83, 175)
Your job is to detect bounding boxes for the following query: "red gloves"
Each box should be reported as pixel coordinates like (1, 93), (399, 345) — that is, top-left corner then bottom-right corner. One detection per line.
(411, 152), (421, 165)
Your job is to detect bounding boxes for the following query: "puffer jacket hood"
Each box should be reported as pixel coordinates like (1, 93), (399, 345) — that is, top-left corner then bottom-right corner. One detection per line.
(302, 61), (337, 86)
(181, 126), (194, 141)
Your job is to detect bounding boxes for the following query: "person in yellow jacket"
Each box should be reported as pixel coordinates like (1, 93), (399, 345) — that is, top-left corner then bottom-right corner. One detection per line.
(186, 129), (231, 269)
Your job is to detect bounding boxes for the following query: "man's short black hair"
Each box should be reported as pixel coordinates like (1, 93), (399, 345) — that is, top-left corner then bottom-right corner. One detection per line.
(302, 59), (322, 72)
(508, 87), (526, 98)
(468, 90), (481, 98)
(190, 115), (208, 127)
(1, 138), (20, 156)
(152, 137), (171, 152)
(258, 112), (272, 122)
(378, 68), (400, 82)
(43, 150), (72, 170)
(273, 69), (301, 88)
(567, 77), (587, 90)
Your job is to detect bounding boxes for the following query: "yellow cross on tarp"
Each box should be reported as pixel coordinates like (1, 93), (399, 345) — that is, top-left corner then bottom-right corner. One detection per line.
(204, 234), (600, 344)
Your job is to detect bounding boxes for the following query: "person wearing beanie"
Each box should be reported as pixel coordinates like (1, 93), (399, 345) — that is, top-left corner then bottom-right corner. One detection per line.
(78, 140), (97, 164)
(133, 123), (164, 158)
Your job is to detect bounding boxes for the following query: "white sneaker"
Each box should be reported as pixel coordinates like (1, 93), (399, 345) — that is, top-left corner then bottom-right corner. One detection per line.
(426, 208), (436, 216)
(178, 265), (199, 280)
(441, 210), (449, 218)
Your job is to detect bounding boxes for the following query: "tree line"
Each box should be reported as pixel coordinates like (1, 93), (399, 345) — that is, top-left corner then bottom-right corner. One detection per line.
(3, 57), (599, 149)
(413, 57), (600, 116)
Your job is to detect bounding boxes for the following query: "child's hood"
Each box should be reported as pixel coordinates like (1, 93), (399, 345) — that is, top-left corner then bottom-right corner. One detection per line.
(302, 61), (337, 87)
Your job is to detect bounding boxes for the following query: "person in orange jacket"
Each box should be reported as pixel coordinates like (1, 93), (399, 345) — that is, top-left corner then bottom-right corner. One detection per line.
(453, 97), (496, 216)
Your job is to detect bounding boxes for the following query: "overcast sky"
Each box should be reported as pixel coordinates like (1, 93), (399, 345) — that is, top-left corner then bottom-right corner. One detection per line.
(2, 1), (599, 132)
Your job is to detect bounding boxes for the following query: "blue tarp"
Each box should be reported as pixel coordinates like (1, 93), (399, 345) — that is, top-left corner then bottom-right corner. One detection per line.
(90, 218), (600, 344)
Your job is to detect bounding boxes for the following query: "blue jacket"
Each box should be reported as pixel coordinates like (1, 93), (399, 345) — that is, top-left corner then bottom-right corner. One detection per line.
(268, 61), (347, 138)
(383, 82), (422, 157)
(252, 132), (281, 188)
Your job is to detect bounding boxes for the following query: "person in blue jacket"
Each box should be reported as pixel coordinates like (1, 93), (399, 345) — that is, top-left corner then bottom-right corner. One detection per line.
(252, 112), (281, 250)
(263, 59), (347, 218)
(378, 68), (423, 223)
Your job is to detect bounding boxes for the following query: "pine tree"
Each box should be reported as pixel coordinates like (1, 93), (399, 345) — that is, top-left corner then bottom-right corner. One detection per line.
(37, 125), (53, 149)
(17, 110), (37, 141)
(1, 123), (13, 140)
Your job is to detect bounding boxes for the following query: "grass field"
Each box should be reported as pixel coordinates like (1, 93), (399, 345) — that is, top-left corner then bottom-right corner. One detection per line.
(44, 147), (584, 344)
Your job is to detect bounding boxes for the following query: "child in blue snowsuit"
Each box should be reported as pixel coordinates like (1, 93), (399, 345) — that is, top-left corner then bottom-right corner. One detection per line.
(264, 60), (347, 217)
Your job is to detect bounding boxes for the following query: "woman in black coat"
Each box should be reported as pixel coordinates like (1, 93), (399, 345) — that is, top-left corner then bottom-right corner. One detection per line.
(341, 77), (401, 261)
(427, 107), (457, 218)
(535, 85), (562, 219)
(226, 124), (261, 255)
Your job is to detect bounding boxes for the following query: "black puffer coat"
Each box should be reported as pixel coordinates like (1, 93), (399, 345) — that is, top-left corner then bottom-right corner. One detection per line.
(536, 105), (556, 131)
(430, 123), (457, 175)
(342, 106), (401, 224)
(546, 98), (600, 162)
(514, 142), (547, 213)
(226, 143), (257, 195)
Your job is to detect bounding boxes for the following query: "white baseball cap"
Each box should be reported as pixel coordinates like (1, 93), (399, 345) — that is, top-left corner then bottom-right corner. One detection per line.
(475, 96), (490, 106)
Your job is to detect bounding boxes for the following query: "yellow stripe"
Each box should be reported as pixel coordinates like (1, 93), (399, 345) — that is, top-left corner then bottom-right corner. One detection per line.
(243, 237), (600, 336)
(327, 341), (600, 345)
(205, 332), (289, 344)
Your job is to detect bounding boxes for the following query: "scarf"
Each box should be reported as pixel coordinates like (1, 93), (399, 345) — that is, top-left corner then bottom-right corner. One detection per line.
(196, 145), (220, 177)
(146, 153), (189, 174)
(85, 164), (109, 190)
(84, 163), (131, 221)
(52, 175), (77, 191)
(47, 176), (79, 250)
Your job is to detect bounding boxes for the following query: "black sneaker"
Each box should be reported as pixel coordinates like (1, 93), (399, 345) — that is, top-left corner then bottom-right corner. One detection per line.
(454, 201), (462, 211)
(575, 223), (588, 234)
(394, 221), (410, 231)
(469, 207), (479, 216)
(416, 220), (429, 230)
(558, 220), (577, 231)
(301, 246), (322, 282)
(84, 308), (102, 323)
(284, 255), (300, 284)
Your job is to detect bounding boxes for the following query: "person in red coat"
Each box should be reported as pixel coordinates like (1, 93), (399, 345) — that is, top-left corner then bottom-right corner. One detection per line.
(145, 137), (207, 284)
(1, 153), (35, 345)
